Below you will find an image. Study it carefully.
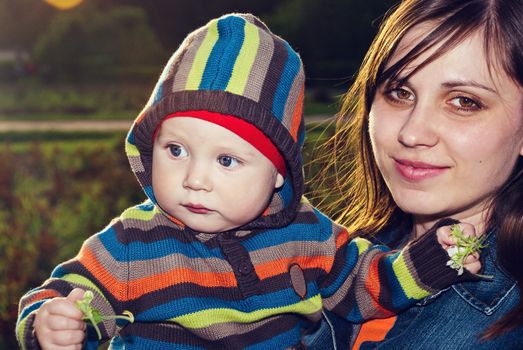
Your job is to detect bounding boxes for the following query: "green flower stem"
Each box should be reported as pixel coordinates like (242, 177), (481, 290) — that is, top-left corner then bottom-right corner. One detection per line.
(447, 224), (493, 279)
(75, 290), (134, 340)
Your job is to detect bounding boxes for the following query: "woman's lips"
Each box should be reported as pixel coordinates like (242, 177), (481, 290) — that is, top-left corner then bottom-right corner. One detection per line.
(183, 204), (211, 214)
(394, 158), (449, 181)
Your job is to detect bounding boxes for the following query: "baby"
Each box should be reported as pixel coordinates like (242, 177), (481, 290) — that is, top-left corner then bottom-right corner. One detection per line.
(17, 13), (480, 350)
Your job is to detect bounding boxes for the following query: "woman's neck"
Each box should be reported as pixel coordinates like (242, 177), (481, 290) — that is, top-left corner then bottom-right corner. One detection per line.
(411, 209), (488, 239)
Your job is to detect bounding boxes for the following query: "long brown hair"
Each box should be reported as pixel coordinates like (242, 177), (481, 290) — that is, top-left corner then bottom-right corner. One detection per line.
(311, 0), (523, 339)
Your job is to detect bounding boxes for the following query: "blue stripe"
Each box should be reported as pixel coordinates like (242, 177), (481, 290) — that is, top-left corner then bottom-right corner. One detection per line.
(143, 185), (156, 204)
(97, 225), (224, 261)
(279, 178), (294, 208)
(298, 125), (305, 147)
(152, 49), (179, 104)
(137, 284), (320, 320)
(126, 129), (135, 144)
(136, 201), (155, 211)
(18, 299), (46, 321)
(347, 303), (364, 323)
(127, 336), (202, 350)
(199, 16), (245, 90)
(243, 221), (330, 252)
(321, 238), (390, 299)
(245, 325), (302, 350)
(271, 42), (301, 119)
(51, 264), (67, 278)
(384, 253), (411, 309)
(153, 83), (163, 104)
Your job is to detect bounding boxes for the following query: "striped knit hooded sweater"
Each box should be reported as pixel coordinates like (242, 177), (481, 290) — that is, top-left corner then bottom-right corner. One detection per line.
(17, 13), (471, 350)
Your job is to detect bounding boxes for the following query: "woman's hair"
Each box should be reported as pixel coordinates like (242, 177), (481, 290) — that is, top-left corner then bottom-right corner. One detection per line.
(311, 0), (523, 339)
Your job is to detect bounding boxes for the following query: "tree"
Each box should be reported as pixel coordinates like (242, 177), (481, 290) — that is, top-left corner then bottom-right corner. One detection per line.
(33, 3), (166, 82)
(267, 0), (396, 89)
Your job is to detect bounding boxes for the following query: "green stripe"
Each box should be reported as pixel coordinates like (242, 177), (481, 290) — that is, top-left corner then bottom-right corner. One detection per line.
(169, 294), (322, 328)
(225, 22), (260, 95)
(125, 141), (140, 157)
(62, 274), (106, 297)
(17, 316), (30, 350)
(121, 206), (161, 221)
(392, 253), (431, 299)
(354, 238), (371, 255)
(185, 20), (219, 90)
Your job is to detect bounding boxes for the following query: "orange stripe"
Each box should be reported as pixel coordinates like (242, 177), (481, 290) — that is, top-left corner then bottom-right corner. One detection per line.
(27, 289), (61, 304)
(290, 85), (304, 141)
(255, 255), (333, 279)
(165, 212), (185, 228)
(335, 228), (350, 249)
(134, 110), (147, 125)
(80, 247), (237, 301)
(352, 316), (397, 350)
(364, 254), (390, 316)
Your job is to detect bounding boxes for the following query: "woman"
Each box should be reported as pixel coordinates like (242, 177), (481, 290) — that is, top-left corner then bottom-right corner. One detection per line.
(308, 0), (523, 348)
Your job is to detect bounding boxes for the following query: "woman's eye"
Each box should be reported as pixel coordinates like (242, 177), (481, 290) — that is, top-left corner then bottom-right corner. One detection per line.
(383, 86), (414, 104)
(448, 96), (481, 112)
(391, 88), (414, 101)
(218, 155), (240, 168)
(168, 144), (187, 158)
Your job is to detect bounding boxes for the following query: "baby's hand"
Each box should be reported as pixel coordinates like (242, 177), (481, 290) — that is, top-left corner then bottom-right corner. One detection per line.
(34, 288), (87, 350)
(436, 223), (482, 275)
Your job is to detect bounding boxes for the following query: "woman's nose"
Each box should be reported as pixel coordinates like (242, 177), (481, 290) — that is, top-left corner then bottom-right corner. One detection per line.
(183, 161), (212, 191)
(398, 104), (439, 148)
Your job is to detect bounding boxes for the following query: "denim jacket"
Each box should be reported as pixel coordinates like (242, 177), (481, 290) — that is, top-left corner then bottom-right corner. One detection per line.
(305, 225), (523, 350)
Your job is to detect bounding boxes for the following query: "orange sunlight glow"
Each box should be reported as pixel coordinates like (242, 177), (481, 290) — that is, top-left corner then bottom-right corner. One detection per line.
(44, 0), (84, 10)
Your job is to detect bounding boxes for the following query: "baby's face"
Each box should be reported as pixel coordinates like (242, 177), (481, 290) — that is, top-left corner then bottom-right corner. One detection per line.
(152, 117), (284, 233)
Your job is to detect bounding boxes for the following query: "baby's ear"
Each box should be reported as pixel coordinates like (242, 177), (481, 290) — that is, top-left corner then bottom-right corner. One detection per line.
(275, 173), (285, 189)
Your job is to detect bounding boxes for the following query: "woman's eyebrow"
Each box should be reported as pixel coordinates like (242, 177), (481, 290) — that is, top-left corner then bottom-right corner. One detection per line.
(441, 80), (497, 93)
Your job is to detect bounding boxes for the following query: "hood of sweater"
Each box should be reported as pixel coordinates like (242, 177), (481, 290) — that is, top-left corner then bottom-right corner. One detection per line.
(125, 13), (305, 233)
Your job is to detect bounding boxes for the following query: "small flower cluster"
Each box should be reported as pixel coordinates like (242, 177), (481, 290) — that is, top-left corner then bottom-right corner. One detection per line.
(75, 290), (134, 340)
(446, 224), (488, 276)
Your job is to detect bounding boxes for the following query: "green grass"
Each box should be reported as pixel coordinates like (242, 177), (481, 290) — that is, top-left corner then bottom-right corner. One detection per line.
(0, 81), (340, 121)
(0, 81), (148, 121)
(0, 131), (126, 153)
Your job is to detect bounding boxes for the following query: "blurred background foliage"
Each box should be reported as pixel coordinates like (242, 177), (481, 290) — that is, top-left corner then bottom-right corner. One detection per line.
(0, 0), (394, 348)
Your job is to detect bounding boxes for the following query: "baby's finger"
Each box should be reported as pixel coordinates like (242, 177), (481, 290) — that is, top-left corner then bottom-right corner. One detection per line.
(46, 298), (84, 320)
(47, 314), (86, 331)
(463, 252), (480, 265)
(66, 288), (86, 302)
(436, 226), (455, 248)
(463, 260), (482, 275)
(458, 222), (477, 238)
(48, 329), (86, 347)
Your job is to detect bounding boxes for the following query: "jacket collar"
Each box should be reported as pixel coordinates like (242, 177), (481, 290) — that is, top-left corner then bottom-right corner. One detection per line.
(450, 229), (517, 315)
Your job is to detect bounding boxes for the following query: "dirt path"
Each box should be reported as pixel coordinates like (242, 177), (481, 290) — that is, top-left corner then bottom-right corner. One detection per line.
(0, 115), (334, 132)
(0, 120), (132, 132)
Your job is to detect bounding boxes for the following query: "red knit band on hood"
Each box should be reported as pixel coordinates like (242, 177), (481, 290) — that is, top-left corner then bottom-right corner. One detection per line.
(154, 110), (287, 177)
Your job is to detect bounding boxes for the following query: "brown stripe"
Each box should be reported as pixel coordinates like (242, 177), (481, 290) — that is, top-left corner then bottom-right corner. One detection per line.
(249, 236), (336, 266)
(258, 37), (288, 112)
(323, 242), (383, 316)
(242, 26), (275, 102)
(172, 27), (209, 92)
(282, 66), (305, 130)
(123, 314), (304, 347)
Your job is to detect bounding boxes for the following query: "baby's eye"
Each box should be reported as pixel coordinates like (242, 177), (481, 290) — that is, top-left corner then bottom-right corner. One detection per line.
(218, 155), (240, 168)
(168, 144), (187, 158)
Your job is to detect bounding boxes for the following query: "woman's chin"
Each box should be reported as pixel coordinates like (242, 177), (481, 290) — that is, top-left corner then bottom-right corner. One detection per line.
(392, 192), (447, 218)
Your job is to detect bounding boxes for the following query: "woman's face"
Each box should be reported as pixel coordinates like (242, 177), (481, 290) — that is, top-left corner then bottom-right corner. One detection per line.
(369, 27), (523, 234)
